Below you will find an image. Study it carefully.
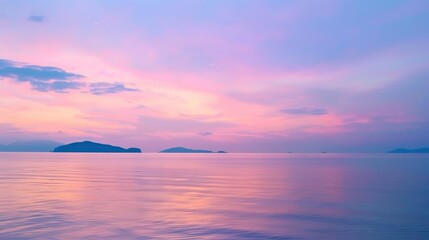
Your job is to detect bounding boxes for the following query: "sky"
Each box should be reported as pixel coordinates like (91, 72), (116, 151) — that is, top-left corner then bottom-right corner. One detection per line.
(0, 0), (428, 152)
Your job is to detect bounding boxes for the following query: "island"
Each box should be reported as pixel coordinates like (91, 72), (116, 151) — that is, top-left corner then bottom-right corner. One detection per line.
(53, 141), (142, 153)
(160, 147), (227, 153)
(388, 148), (429, 153)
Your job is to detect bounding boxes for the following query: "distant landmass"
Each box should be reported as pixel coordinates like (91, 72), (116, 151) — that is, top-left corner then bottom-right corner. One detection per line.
(0, 140), (63, 152)
(388, 148), (429, 153)
(53, 141), (142, 153)
(160, 147), (227, 153)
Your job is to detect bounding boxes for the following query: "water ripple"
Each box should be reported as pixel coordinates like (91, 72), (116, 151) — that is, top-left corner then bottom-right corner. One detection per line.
(0, 153), (428, 239)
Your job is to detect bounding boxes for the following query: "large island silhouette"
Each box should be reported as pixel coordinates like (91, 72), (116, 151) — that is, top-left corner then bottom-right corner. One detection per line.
(160, 147), (226, 153)
(53, 141), (142, 153)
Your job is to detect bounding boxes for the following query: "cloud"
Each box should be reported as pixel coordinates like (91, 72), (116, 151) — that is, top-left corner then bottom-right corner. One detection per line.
(281, 108), (327, 115)
(198, 131), (212, 136)
(27, 15), (45, 23)
(89, 82), (138, 95)
(0, 59), (85, 92)
(0, 59), (138, 94)
(0, 59), (83, 81)
(32, 80), (85, 93)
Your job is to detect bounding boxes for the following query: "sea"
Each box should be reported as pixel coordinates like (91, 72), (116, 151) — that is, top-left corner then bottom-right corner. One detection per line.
(0, 153), (428, 240)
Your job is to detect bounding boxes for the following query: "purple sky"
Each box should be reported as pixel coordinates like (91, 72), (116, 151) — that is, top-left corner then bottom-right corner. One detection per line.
(0, 0), (428, 152)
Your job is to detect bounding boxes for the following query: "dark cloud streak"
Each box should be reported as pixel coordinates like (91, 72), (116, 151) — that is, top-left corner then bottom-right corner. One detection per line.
(281, 108), (327, 115)
(27, 15), (45, 23)
(198, 132), (212, 136)
(89, 82), (138, 95)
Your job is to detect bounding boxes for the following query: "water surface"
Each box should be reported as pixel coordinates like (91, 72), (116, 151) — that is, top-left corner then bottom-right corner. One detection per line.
(0, 153), (428, 239)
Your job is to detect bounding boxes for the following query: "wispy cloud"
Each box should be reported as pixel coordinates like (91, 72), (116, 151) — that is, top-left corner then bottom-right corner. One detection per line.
(198, 131), (212, 136)
(281, 108), (327, 115)
(27, 15), (46, 23)
(89, 82), (138, 95)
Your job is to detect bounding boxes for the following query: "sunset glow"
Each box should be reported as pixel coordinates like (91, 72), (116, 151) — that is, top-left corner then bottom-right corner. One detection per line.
(1, 0), (428, 152)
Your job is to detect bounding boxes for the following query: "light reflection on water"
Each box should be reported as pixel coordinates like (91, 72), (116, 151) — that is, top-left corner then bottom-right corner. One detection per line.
(0, 153), (428, 239)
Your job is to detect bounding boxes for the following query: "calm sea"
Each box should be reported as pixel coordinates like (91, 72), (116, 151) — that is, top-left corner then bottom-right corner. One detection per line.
(0, 153), (427, 240)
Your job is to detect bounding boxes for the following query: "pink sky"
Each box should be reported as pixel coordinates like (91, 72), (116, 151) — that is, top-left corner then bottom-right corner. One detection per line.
(1, 0), (429, 152)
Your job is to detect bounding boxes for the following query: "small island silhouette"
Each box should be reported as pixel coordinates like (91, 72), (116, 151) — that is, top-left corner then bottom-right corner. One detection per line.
(53, 141), (141, 153)
(160, 147), (226, 153)
(388, 148), (429, 153)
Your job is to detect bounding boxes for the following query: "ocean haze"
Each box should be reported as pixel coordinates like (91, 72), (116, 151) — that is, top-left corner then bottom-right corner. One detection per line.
(0, 140), (62, 152)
